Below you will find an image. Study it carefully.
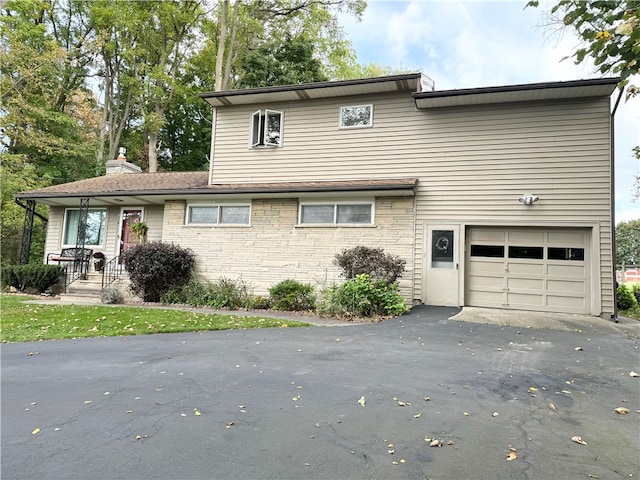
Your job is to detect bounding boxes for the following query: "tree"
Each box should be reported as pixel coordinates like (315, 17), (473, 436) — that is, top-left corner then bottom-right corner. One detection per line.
(616, 219), (640, 266)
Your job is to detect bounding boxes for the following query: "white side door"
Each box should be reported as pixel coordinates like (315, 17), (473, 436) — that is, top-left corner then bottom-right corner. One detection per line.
(424, 225), (460, 306)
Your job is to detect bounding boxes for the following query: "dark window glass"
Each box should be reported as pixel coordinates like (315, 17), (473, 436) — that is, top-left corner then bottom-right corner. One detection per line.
(432, 230), (454, 262)
(470, 245), (504, 258)
(548, 247), (584, 261)
(508, 246), (543, 259)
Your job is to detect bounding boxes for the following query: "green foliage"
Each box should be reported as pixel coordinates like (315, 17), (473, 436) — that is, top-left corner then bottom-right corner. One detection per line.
(616, 284), (638, 310)
(249, 295), (271, 310)
(1, 264), (64, 292)
(616, 219), (640, 265)
(268, 279), (316, 311)
(123, 242), (196, 302)
(527, 0), (639, 98)
(161, 276), (251, 309)
(101, 286), (124, 305)
(318, 274), (408, 318)
(334, 246), (406, 284)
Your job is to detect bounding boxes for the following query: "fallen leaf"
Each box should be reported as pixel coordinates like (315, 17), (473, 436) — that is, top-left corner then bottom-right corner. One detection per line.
(400, 459), (406, 463)
(84, 400), (92, 404)
(463, 412), (470, 416)
(423, 397), (431, 401)
(136, 435), (142, 440)
(388, 449), (395, 454)
(392, 461), (399, 465)
(194, 410), (202, 416)
(574, 347), (583, 351)
(413, 413), (421, 418)
(492, 412), (499, 417)
(358, 396), (366, 407)
(549, 403), (557, 411)
(614, 407), (630, 415)
(446, 440), (455, 445)
(529, 387), (538, 392)
(397, 401), (410, 406)
(506, 451), (517, 461)
(430, 439), (442, 447)
(31, 428), (40, 435)
(630, 371), (639, 377)
(315, 422), (321, 428)
(225, 421), (234, 429)
(571, 436), (587, 445)
(27, 352), (39, 356)
(424, 436), (432, 442)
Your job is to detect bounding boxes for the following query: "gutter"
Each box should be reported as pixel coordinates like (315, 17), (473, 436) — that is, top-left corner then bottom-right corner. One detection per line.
(14, 199), (48, 223)
(610, 87), (624, 321)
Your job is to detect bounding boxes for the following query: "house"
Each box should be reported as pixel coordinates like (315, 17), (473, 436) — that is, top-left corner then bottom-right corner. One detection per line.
(15, 73), (620, 317)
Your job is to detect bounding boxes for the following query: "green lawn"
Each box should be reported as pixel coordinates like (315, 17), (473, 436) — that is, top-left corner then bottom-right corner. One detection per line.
(0, 295), (310, 343)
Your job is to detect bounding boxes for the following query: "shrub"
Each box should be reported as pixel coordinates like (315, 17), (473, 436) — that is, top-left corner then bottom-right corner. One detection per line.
(631, 283), (640, 303)
(123, 242), (196, 302)
(101, 286), (124, 304)
(334, 246), (406, 284)
(1, 264), (64, 292)
(318, 274), (408, 318)
(249, 295), (271, 310)
(161, 276), (251, 309)
(269, 279), (316, 311)
(616, 284), (638, 310)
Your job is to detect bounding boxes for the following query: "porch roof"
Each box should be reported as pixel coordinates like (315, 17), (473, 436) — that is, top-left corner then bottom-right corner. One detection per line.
(15, 174), (417, 207)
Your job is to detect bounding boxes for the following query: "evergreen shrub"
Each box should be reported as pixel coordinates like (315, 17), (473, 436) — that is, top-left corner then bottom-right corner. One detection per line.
(268, 279), (316, 311)
(1, 264), (64, 292)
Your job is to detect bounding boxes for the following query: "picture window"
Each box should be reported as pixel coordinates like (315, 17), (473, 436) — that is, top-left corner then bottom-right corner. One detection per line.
(63, 208), (107, 247)
(340, 105), (373, 128)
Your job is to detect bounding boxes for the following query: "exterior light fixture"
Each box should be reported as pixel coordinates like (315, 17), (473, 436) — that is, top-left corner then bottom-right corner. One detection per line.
(519, 194), (539, 205)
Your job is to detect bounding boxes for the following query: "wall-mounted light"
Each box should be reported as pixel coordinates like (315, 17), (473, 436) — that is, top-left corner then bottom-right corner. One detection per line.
(519, 194), (539, 205)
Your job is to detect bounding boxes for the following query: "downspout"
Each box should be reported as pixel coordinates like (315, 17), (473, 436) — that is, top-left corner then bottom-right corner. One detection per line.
(610, 87), (623, 321)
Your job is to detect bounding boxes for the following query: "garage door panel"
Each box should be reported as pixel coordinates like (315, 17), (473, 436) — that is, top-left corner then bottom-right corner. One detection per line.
(508, 263), (545, 275)
(507, 277), (544, 290)
(547, 264), (585, 276)
(547, 279), (585, 293)
(466, 227), (590, 315)
(508, 230), (545, 243)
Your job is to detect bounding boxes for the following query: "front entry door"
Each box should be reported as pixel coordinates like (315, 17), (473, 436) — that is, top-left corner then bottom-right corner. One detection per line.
(424, 225), (460, 306)
(119, 209), (143, 259)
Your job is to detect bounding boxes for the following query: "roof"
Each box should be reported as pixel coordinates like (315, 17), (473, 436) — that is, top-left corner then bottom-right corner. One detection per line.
(413, 77), (620, 108)
(15, 174), (418, 207)
(199, 73), (431, 107)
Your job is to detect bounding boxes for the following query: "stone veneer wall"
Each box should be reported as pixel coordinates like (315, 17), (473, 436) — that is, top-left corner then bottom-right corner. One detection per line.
(162, 197), (415, 299)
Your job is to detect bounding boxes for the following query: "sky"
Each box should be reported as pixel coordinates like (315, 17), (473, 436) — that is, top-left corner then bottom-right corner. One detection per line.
(338, 0), (640, 222)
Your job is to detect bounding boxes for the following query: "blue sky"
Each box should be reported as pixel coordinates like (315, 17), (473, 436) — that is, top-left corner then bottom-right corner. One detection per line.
(338, 0), (639, 222)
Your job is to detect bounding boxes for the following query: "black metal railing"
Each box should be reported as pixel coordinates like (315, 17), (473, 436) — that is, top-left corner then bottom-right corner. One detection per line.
(102, 255), (124, 289)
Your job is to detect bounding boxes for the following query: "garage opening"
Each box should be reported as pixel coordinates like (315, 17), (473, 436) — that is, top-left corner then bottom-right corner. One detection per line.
(466, 227), (590, 314)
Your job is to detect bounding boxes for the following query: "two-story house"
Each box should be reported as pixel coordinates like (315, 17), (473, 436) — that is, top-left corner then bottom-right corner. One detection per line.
(16, 73), (619, 317)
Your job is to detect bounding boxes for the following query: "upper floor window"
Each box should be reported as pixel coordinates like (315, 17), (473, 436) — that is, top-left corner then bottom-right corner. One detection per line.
(340, 104), (373, 128)
(299, 202), (373, 225)
(250, 109), (283, 147)
(187, 204), (251, 225)
(63, 208), (107, 247)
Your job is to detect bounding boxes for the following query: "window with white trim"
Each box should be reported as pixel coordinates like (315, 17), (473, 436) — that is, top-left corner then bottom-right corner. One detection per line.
(62, 208), (107, 246)
(299, 202), (373, 225)
(187, 204), (251, 225)
(340, 104), (373, 128)
(250, 109), (283, 147)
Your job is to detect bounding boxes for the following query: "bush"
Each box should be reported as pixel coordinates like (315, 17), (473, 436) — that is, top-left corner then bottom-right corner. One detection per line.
(317, 274), (408, 318)
(616, 284), (638, 310)
(631, 283), (640, 303)
(101, 286), (124, 304)
(1, 264), (64, 292)
(123, 242), (196, 302)
(161, 276), (251, 309)
(334, 246), (406, 284)
(249, 295), (271, 310)
(269, 279), (316, 311)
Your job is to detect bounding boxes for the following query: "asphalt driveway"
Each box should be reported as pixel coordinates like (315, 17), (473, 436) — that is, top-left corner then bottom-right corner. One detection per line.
(2, 306), (639, 479)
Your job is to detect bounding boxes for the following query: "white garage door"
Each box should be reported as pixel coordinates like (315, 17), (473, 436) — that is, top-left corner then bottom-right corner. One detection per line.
(466, 227), (590, 314)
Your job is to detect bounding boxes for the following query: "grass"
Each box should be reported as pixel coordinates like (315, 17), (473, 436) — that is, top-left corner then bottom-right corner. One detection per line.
(620, 305), (640, 321)
(0, 294), (310, 343)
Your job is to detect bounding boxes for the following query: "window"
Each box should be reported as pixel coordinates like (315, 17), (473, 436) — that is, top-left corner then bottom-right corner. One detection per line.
(63, 209), (106, 246)
(250, 109), (283, 147)
(508, 246), (543, 259)
(299, 202), (373, 225)
(340, 104), (373, 128)
(187, 205), (250, 225)
(470, 245), (505, 258)
(548, 247), (584, 261)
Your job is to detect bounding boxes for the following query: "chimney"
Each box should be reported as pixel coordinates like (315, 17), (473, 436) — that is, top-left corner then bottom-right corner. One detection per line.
(105, 147), (143, 175)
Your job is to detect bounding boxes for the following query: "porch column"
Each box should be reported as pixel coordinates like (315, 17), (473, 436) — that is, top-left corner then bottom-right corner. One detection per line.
(74, 197), (89, 275)
(19, 200), (36, 265)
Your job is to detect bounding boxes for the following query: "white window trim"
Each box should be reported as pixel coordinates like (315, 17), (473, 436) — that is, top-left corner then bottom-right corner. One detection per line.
(249, 109), (284, 148)
(61, 207), (107, 248)
(339, 104), (373, 129)
(186, 203), (252, 226)
(297, 200), (375, 226)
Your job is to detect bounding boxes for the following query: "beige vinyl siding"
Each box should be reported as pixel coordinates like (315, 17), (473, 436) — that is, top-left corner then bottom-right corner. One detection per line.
(210, 93), (612, 314)
(162, 197), (415, 298)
